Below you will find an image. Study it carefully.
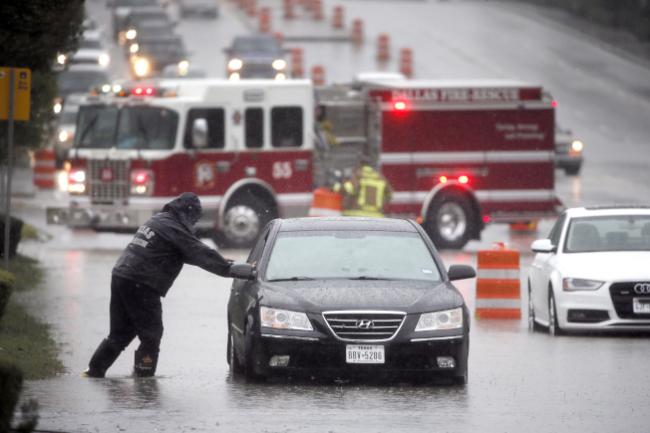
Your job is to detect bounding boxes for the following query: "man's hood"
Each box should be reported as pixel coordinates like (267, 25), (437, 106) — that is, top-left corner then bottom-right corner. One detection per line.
(162, 192), (202, 229)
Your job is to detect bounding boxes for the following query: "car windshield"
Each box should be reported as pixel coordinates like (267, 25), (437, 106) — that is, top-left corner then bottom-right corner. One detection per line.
(58, 71), (108, 96)
(265, 230), (441, 282)
(74, 105), (178, 149)
(232, 37), (280, 53)
(564, 215), (650, 253)
(79, 39), (102, 49)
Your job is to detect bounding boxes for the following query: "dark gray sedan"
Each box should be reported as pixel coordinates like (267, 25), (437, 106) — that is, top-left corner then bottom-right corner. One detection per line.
(227, 217), (476, 384)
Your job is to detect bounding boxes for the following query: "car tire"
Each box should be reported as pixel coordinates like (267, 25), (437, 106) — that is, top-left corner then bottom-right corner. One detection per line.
(424, 190), (476, 250)
(244, 315), (266, 382)
(528, 281), (544, 332)
(548, 289), (564, 336)
(222, 196), (267, 248)
(227, 325), (243, 375)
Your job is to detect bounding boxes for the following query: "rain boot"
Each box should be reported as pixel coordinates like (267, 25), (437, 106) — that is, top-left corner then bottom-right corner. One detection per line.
(83, 339), (122, 378)
(133, 349), (159, 377)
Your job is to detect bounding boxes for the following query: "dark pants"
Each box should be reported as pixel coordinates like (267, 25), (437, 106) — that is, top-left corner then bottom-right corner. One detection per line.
(108, 275), (163, 354)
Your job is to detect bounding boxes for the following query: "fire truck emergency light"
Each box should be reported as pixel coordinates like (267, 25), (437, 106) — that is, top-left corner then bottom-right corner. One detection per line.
(393, 100), (408, 111)
(131, 87), (156, 96)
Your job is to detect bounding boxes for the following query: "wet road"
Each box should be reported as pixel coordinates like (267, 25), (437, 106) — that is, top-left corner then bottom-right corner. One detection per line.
(13, 0), (650, 431)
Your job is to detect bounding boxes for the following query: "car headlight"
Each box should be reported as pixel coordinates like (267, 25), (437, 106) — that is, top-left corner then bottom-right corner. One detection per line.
(133, 57), (151, 78)
(570, 139), (584, 153)
(57, 53), (67, 65)
(98, 53), (110, 67)
(58, 130), (70, 142)
(129, 43), (139, 54)
(53, 101), (63, 114)
(562, 278), (603, 291)
(415, 307), (463, 331)
(228, 58), (243, 71)
(125, 29), (137, 40)
(178, 59), (190, 76)
(260, 306), (313, 331)
(272, 58), (287, 71)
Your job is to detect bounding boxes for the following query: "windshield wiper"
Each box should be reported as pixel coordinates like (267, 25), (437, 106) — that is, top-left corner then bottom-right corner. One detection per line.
(348, 276), (391, 281)
(267, 277), (316, 282)
(77, 113), (99, 148)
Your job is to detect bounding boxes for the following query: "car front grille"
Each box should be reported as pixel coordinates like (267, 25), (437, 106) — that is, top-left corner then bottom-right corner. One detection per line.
(609, 282), (650, 319)
(88, 159), (130, 204)
(241, 63), (276, 78)
(323, 311), (405, 342)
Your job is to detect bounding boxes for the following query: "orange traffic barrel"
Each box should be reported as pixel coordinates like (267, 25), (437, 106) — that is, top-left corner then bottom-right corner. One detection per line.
(377, 33), (390, 62)
(259, 7), (271, 33)
(311, 65), (326, 86)
(291, 47), (304, 78)
(246, 0), (257, 16)
(399, 47), (413, 78)
(332, 5), (344, 29)
(312, 0), (323, 20)
(283, 0), (295, 19)
(475, 243), (521, 319)
(33, 148), (56, 189)
(309, 188), (342, 217)
(351, 19), (363, 44)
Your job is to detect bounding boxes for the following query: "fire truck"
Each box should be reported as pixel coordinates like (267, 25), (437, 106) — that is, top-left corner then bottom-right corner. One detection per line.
(47, 77), (561, 249)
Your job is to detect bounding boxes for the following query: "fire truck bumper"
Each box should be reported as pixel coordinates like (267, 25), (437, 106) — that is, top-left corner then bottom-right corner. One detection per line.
(46, 206), (154, 229)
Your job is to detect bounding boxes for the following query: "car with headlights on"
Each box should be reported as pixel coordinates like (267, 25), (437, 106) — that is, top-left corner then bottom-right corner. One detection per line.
(554, 125), (584, 175)
(224, 35), (287, 80)
(227, 217), (475, 384)
(129, 36), (188, 78)
(528, 206), (650, 335)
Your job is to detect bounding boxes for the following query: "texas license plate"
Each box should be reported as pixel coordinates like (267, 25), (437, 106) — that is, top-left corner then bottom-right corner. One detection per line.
(345, 345), (385, 364)
(633, 298), (650, 314)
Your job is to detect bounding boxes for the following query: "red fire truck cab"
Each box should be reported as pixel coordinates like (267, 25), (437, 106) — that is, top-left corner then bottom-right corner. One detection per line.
(47, 78), (562, 249)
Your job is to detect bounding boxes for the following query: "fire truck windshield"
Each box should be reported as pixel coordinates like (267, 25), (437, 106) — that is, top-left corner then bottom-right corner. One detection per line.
(74, 105), (179, 150)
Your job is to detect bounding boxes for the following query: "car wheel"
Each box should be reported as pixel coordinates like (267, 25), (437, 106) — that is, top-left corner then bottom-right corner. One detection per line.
(227, 325), (243, 375)
(244, 315), (266, 382)
(528, 281), (543, 332)
(424, 190), (476, 250)
(548, 290), (563, 336)
(222, 197), (266, 248)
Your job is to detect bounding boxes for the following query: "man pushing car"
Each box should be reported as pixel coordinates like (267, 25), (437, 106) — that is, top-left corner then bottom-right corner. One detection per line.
(83, 192), (234, 378)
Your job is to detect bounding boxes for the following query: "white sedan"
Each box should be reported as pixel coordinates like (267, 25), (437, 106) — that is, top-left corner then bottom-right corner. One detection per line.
(528, 206), (650, 334)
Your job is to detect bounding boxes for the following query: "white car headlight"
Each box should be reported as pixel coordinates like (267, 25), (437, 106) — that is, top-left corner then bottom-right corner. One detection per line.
(272, 58), (286, 71)
(125, 29), (137, 40)
(133, 57), (151, 78)
(260, 307), (313, 331)
(571, 140), (584, 153)
(98, 53), (110, 67)
(562, 278), (603, 291)
(228, 58), (243, 71)
(415, 307), (463, 331)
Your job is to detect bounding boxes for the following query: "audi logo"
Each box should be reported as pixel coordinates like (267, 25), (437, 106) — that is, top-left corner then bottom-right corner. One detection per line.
(634, 283), (650, 295)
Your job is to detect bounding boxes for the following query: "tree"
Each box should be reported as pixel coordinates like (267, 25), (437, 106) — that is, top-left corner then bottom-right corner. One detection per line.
(0, 0), (85, 162)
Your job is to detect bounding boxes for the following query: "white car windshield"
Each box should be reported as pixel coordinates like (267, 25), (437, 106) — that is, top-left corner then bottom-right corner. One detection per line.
(564, 215), (650, 253)
(265, 231), (441, 282)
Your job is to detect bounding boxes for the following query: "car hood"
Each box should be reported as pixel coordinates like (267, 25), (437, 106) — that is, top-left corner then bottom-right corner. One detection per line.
(259, 279), (464, 314)
(558, 251), (650, 281)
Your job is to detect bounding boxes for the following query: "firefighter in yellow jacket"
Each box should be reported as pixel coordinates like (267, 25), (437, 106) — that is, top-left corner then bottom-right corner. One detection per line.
(333, 162), (392, 217)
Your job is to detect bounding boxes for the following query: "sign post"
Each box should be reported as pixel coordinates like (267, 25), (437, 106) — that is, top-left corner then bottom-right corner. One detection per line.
(0, 67), (31, 269)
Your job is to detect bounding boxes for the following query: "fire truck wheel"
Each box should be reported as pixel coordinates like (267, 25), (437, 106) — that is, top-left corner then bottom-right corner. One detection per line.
(425, 191), (475, 250)
(222, 197), (266, 248)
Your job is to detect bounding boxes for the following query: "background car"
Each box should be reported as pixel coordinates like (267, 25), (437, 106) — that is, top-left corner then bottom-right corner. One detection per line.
(129, 36), (188, 78)
(227, 217), (475, 384)
(528, 206), (650, 335)
(224, 35), (287, 79)
(109, 0), (161, 41)
(555, 125), (584, 175)
(57, 64), (110, 101)
(179, 0), (219, 18)
(53, 103), (80, 166)
(116, 4), (171, 43)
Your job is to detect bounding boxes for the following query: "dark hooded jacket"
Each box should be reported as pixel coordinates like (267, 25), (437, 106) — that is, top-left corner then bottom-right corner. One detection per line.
(112, 192), (231, 296)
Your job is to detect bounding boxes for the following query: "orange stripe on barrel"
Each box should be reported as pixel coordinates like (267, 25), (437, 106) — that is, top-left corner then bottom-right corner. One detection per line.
(476, 279), (520, 299)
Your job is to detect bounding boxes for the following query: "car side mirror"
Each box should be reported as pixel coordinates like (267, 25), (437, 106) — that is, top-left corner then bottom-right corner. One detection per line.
(531, 239), (556, 253)
(192, 118), (208, 148)
(230, 263), (257, 280)
(447, 264), (476, 281)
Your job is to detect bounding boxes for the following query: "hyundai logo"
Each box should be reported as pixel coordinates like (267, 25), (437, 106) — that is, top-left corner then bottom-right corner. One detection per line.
(634, 283), (650, 295)
(356, 319), (373, 329)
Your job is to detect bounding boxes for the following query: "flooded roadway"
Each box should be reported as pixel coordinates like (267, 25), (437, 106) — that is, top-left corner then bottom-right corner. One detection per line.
(13, 222), (650, 433)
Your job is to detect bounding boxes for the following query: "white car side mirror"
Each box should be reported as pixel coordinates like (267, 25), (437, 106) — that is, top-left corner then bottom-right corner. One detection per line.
(531, 239), (556, 254)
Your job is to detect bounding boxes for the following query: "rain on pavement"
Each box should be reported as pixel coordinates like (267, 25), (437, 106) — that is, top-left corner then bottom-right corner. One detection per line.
(10, 0), (650, 432)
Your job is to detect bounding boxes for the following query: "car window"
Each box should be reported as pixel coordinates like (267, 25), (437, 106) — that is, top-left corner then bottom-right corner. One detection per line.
(265, 230), (441, 282)
(184, 108), (225, 149)
(548, 213), (566, 247)
(271, 106), (302, 148)
(247, 227), (270, 264)
(245, 108), (264, 149)
(564, 215), (650, 253)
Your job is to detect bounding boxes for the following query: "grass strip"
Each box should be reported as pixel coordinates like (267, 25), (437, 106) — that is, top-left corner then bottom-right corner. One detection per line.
(0, 255), (64, 380)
